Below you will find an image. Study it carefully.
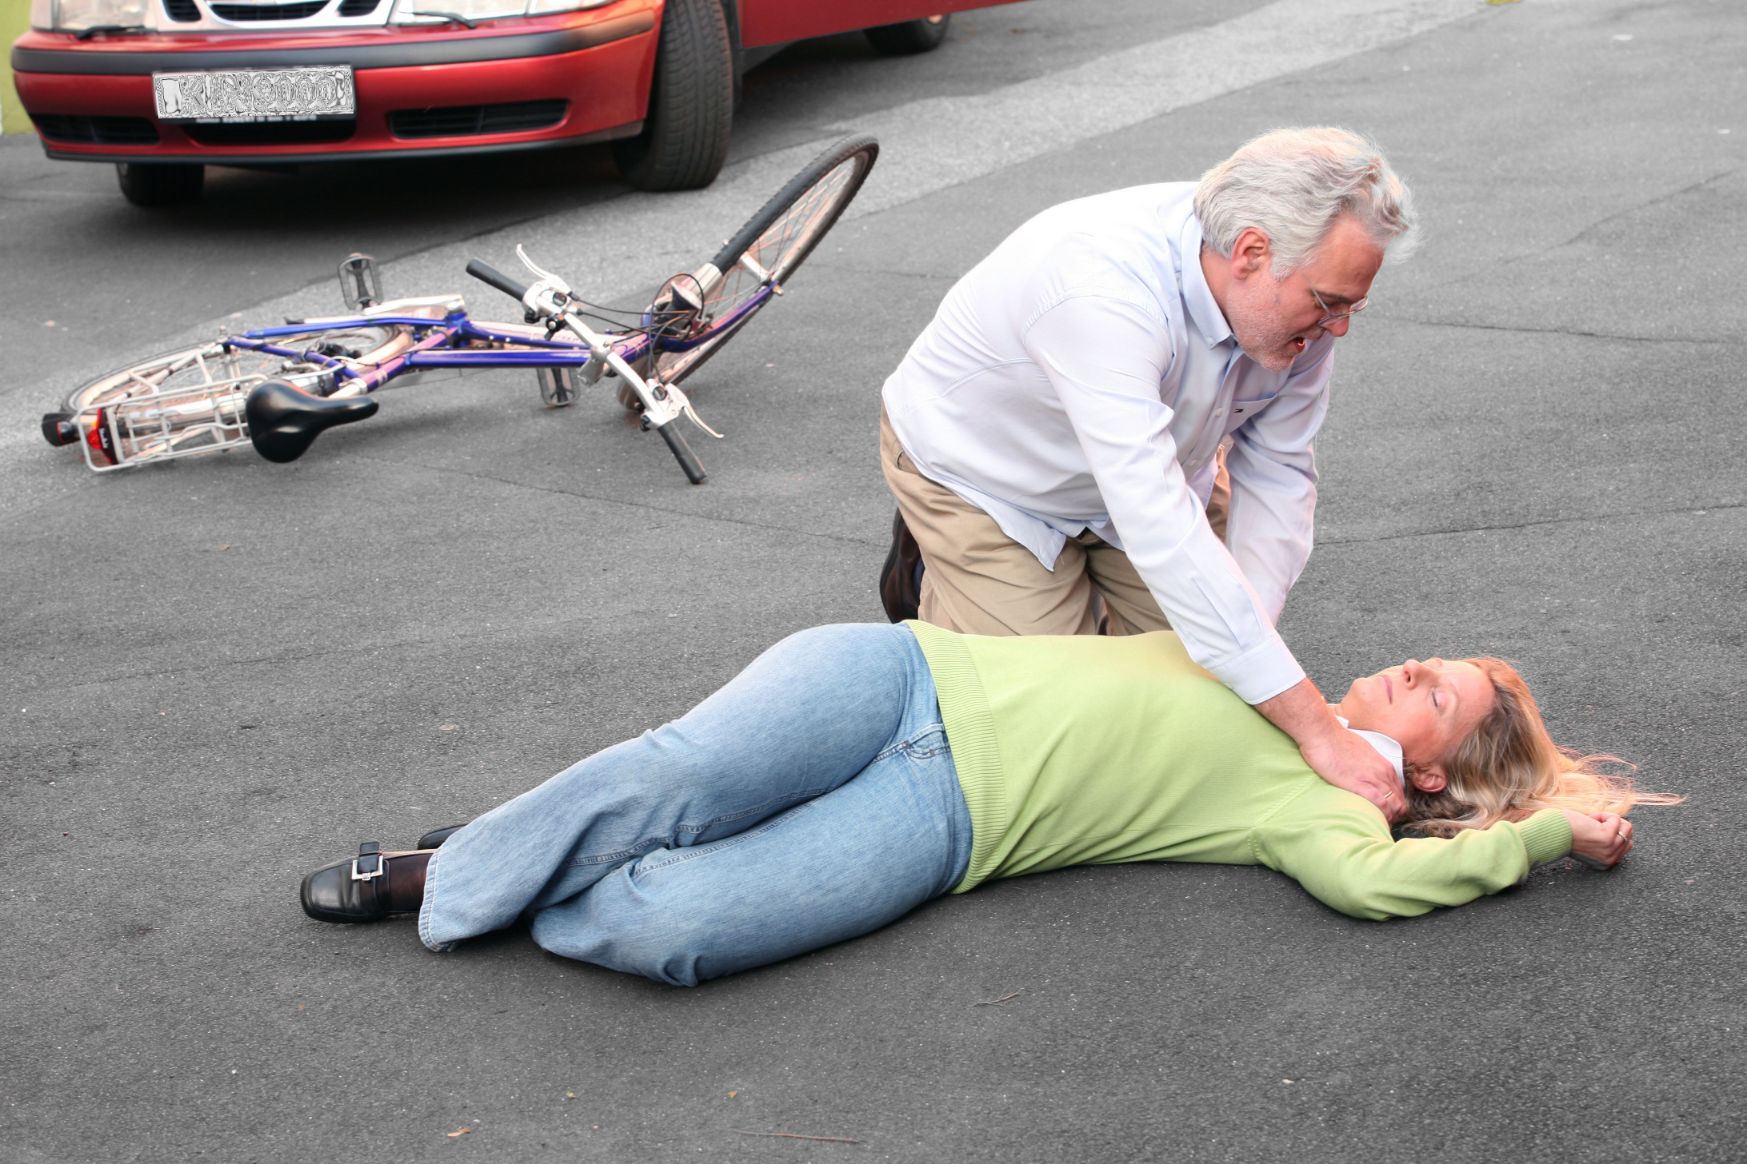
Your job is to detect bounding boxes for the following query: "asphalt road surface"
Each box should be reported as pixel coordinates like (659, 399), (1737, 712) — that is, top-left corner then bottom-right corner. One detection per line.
(2, 1), (1744, 1160)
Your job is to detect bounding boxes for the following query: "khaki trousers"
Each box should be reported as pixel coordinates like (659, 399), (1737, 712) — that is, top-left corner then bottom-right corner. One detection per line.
(880, 408), (1230, 637)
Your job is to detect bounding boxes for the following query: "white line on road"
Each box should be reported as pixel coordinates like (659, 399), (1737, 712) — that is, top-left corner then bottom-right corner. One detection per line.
(4, 0), (1475, 499)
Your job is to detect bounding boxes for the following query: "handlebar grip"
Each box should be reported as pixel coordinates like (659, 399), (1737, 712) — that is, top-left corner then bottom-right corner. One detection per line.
(658, 421), (707, 485)
(465, 259), (533, 304)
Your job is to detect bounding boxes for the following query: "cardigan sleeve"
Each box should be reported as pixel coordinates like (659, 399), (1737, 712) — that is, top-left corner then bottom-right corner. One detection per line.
(1251, 790), (1574, 921)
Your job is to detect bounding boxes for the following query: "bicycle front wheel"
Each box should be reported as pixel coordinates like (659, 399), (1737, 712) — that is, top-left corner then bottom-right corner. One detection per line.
(651, 134), (879, 388)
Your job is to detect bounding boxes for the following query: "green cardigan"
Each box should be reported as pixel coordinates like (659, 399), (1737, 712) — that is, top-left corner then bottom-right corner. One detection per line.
(907, 622), (1574, 920)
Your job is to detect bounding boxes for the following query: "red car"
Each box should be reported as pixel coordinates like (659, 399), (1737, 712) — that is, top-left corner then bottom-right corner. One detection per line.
(11, 0), (1014, 205)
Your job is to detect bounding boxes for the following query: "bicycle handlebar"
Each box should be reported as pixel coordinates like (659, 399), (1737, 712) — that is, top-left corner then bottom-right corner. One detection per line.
(465, 259), (533, 304)
(658, 420), (707, 485)
(468, 254), (708, 485)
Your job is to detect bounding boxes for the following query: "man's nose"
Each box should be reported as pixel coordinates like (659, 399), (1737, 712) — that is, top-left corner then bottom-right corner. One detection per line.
(1323, 315), (1353, 338)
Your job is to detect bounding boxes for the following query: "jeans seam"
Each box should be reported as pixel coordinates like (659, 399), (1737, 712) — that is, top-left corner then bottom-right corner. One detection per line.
(631, 802), (816, 879)
(877, 722), (948, 762)
(565, 788), (830, 869)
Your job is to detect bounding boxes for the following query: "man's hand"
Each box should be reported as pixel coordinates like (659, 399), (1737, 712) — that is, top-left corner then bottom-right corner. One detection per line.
(1257, 678), (1405, 821)
(1563, 810), (1634, 869)
(1298, 724), (1406, 822)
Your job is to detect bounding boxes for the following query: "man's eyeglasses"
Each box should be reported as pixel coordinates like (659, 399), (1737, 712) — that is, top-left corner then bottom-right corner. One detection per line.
(1310, 285), (1369, 329)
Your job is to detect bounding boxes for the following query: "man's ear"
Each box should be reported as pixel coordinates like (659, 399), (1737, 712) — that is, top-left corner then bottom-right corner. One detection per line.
(1230, 226), (1271, 278)
(1406, 762), (1448, 794)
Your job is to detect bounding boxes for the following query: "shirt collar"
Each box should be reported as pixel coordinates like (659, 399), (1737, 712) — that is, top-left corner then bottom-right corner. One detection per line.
(1178, 213), (1234, 349)
(1332, 713), (1406, 787)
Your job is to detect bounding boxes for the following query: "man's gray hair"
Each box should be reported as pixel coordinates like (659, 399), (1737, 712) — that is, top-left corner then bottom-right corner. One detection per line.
(1194, 127), (1418, 273)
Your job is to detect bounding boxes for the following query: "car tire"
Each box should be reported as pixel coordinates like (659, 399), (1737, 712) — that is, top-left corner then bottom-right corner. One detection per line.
(115, 162), (205, 207)
(864, 13), (951, 55)
(612, 0), (733, 192)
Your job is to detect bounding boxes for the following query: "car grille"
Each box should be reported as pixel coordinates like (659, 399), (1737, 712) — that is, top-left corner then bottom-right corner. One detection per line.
(34, 114), (161, 145)
(181, 119), (355, 145)
(209, 0), (329, 19)
(163, 0), (379, 18)
(390, 100), (568, 138)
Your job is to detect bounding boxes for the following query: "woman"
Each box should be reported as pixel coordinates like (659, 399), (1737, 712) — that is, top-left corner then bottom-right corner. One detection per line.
(301, 623), (1674, 987)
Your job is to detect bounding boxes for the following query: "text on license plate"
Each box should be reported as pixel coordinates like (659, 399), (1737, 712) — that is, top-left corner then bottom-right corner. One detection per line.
(153, 66), (355, 122)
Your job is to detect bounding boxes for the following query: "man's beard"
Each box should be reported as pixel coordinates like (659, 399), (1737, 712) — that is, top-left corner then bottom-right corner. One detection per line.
(1226, 282), (1312, 372)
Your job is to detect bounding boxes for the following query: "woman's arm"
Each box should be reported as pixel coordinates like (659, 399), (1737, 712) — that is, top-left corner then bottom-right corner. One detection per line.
(1253, 792), (1575, 921)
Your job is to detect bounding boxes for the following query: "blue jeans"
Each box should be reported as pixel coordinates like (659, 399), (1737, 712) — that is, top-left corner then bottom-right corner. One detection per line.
(418, 623), (974, 987)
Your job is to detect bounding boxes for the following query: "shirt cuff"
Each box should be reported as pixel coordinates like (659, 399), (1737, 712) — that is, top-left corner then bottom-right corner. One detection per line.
(1205, 630), (1306, 705)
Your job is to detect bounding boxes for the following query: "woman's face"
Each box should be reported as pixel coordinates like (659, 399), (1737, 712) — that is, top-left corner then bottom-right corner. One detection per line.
(1337, 658), (1496, 785)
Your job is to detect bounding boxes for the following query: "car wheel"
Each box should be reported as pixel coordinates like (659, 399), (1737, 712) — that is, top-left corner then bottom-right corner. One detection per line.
(116, 163), (205, 207)
(612, 0), (733, 192)
(864, 13), (951, 55)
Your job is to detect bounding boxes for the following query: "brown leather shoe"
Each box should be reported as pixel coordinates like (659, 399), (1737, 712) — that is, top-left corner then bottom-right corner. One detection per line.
(878, 509), (924, 623)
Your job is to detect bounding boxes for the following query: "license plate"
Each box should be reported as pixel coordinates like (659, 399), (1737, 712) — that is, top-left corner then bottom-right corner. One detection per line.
(152, 66), (355, 122)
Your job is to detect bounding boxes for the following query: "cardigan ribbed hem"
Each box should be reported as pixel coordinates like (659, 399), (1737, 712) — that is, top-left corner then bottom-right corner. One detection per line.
(906, 621), (1006, 893)
(1516, 808), (1574, 865)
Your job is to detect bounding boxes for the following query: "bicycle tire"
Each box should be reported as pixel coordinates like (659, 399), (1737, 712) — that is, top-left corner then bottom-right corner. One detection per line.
(54, 326), (405, 465)
(648, 133), (879, 390)
(62, 326), (401, 415)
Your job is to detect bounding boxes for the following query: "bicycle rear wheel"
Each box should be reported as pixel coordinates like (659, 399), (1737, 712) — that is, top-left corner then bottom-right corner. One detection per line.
(649, 134), (879, 389)
(62, 327), (399, 414)
(53, 326), (401, 467)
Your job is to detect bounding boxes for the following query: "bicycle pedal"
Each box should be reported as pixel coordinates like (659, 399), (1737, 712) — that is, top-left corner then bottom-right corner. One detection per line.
(338, 253), (382, 310)
(536, 366), (583, 408)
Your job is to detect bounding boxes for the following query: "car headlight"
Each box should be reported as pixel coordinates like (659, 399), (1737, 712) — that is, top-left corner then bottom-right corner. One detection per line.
(39, 0), (150, 30)
(388, 0), (612, 23)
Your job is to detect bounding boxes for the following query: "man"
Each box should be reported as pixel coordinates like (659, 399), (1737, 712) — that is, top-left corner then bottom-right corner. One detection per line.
(878, 127), (1417, 815)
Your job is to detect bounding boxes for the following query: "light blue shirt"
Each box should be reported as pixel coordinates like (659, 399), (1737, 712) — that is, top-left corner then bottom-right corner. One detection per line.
(882, 183), (1336, 705)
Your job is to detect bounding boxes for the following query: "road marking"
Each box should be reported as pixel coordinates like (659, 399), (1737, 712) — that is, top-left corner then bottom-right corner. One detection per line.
(5, 0), (1476, 492)
(177, 0), (1477, 339)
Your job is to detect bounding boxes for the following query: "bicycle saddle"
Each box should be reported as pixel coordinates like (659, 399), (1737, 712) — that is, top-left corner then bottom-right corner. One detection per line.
(245, 380), (379, 464)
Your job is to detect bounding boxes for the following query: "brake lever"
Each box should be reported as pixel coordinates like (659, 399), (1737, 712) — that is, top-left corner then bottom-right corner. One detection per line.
(515, 245), (573, 296)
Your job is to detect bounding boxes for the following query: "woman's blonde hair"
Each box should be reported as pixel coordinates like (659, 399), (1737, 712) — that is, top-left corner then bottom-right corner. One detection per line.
(1402, 657), (1680, 838)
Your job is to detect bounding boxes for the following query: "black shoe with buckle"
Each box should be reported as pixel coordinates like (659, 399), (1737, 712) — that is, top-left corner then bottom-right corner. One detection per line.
(300, 842), (423, 923)
(879, 509), (925, 623)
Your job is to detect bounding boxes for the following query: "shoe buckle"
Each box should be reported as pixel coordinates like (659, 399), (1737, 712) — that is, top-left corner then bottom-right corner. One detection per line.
(350, 853), (386, 882)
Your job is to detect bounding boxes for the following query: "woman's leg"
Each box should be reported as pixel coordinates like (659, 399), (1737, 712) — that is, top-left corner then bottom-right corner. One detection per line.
(419, 623), (936, 950)
(527, 721), (972, 987)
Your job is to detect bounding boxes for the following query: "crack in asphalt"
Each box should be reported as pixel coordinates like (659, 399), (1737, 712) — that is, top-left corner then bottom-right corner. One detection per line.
(1558, 166), (1745, 250)
(1389, 317), (1734, 344)
(1319, 500), (1744, 547)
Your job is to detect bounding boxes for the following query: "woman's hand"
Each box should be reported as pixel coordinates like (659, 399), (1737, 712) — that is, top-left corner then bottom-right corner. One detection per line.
(1563, 810), (1633, 869)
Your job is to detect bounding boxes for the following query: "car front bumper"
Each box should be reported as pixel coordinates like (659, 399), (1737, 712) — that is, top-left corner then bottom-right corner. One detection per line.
(11, 2), (658, 164)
